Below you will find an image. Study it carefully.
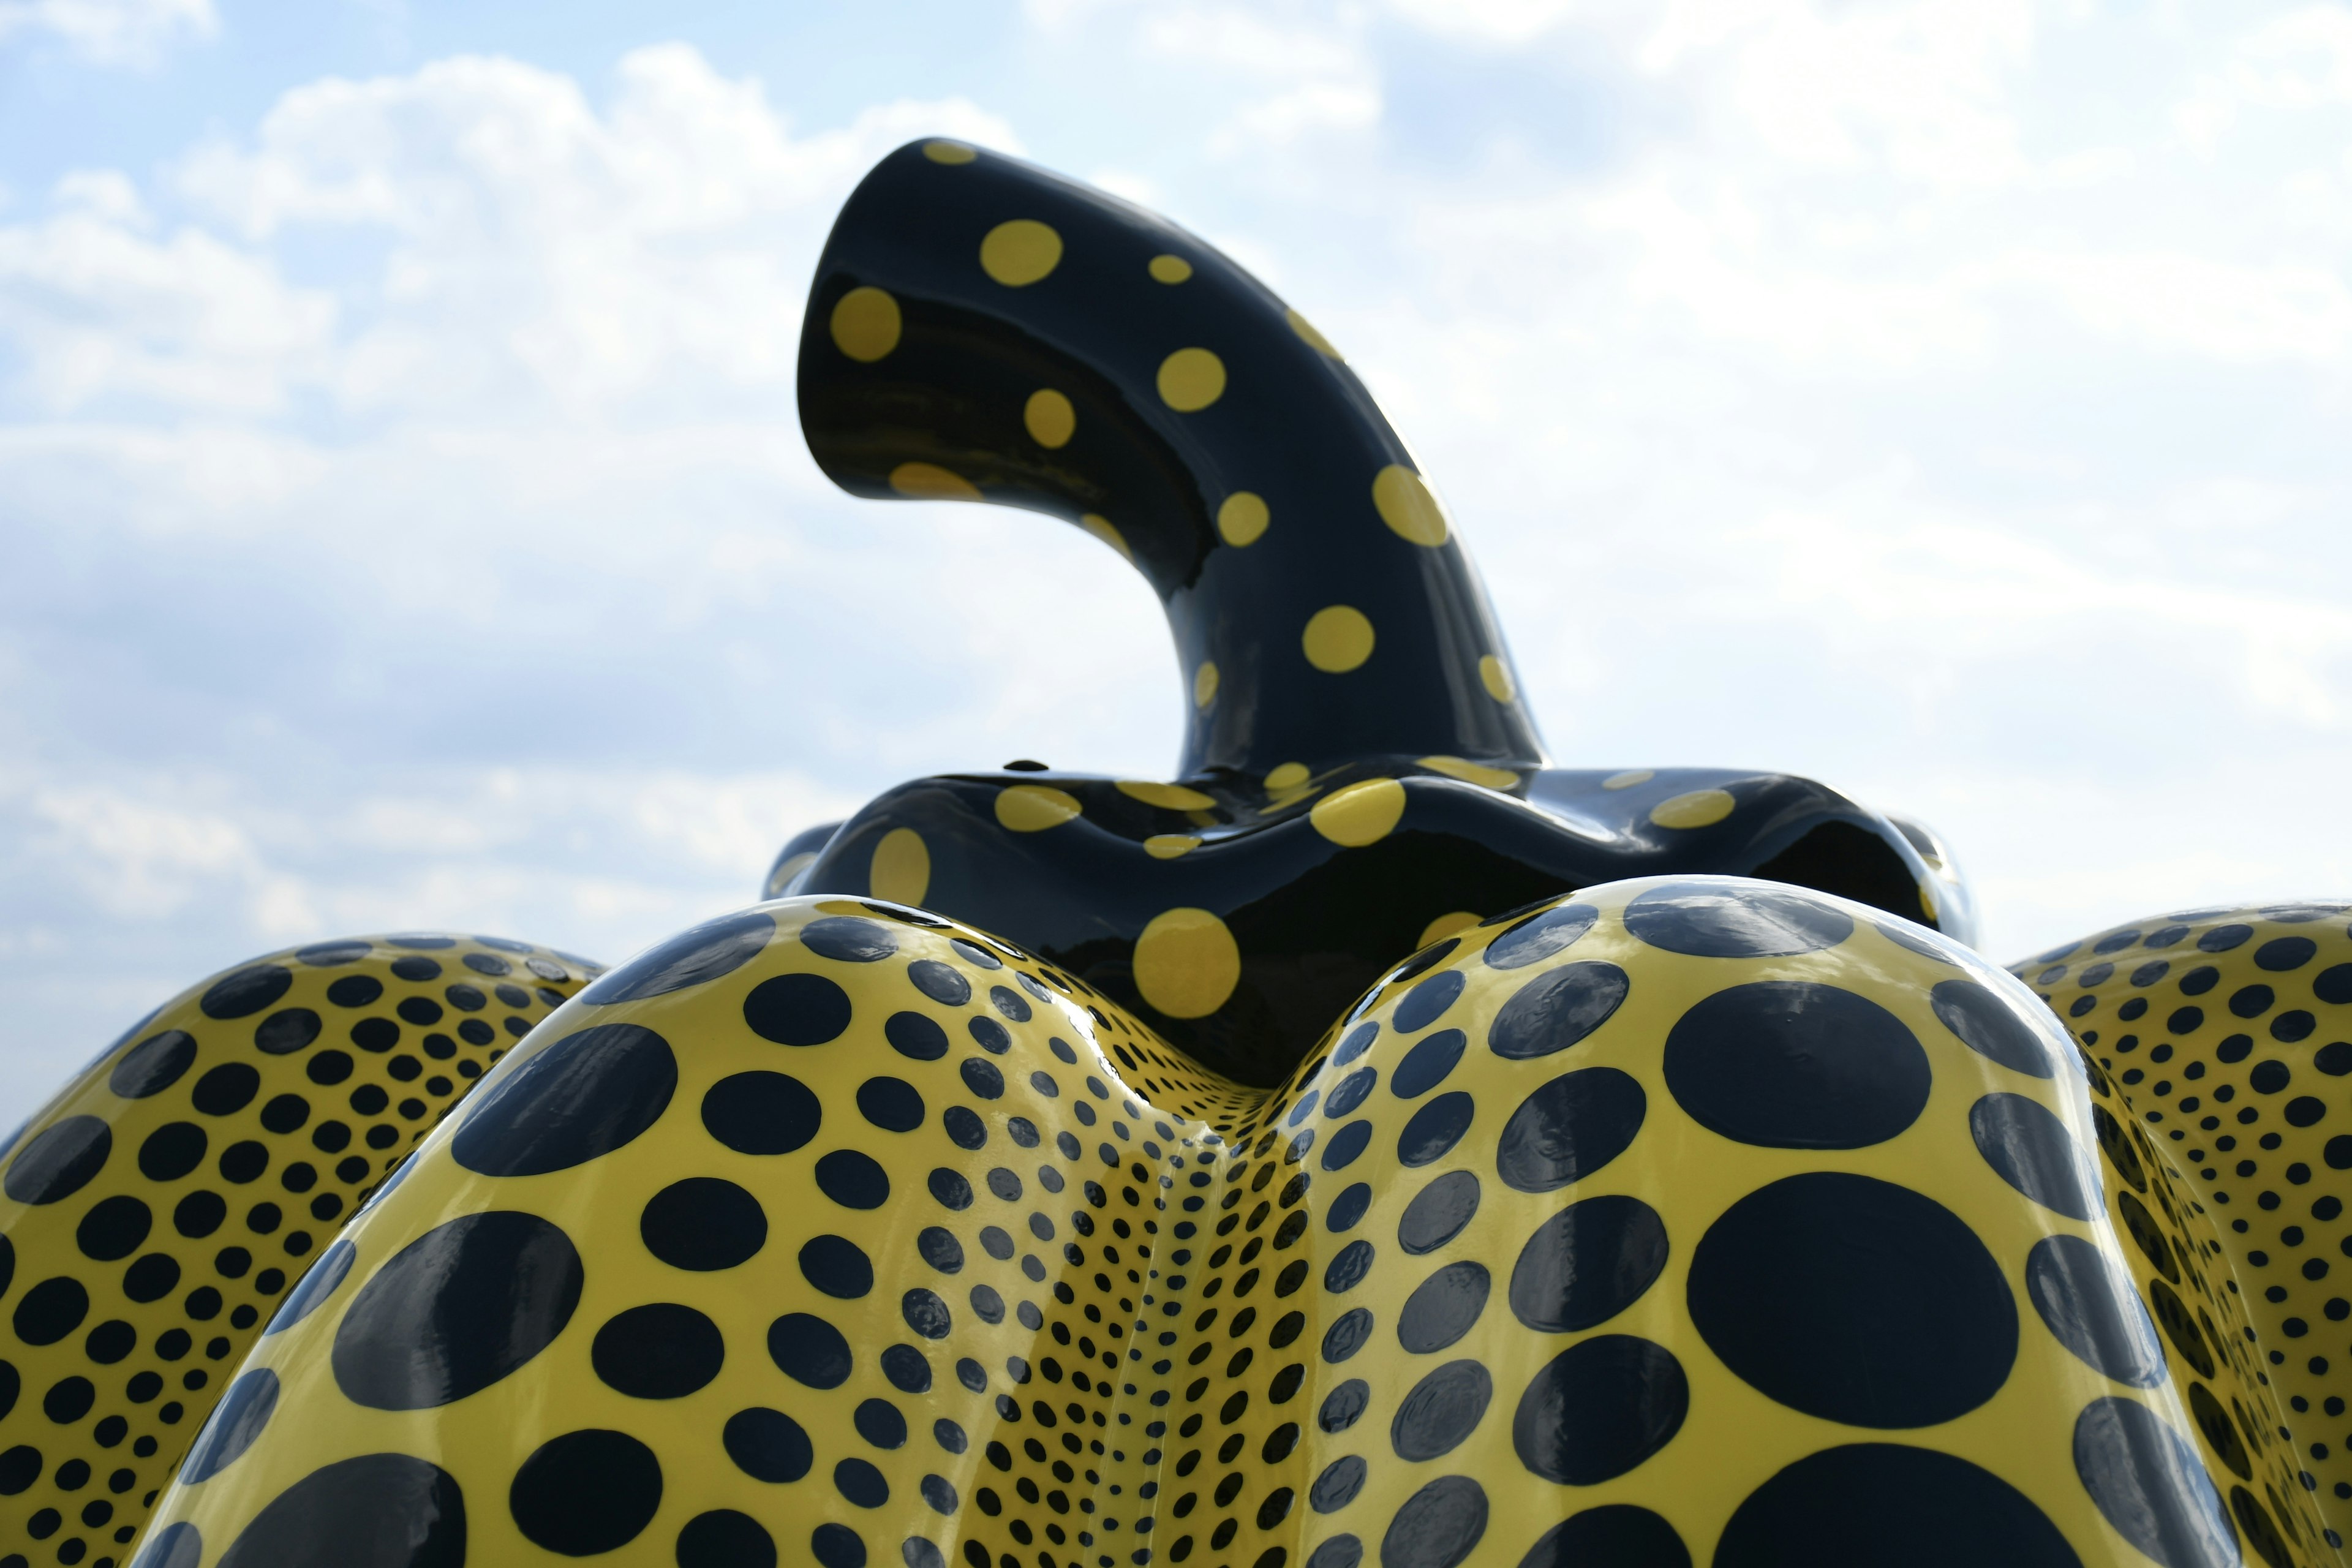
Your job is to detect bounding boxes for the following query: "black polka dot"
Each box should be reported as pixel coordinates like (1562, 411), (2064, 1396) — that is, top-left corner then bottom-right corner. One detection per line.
(265, 1238), (354, 1335)
(11, 1277), (87, 1344)
(903, 1287), (952, 1338)
(181, 1367), (277, 1482)
(1310, 1454), (1365, 1513)
(1389, 1359), (1491, 1460)
(1488, 963), (1630, 1060)
(326, 974), (383, 1008)
(835, 1456), (889, 1506)
(1872, 919), (1958, 964)
(453, 1023), (675, 1177)
(2071, 1397), (2237, 1568)
(1398, 1092), (1474, 1168)
(1511, 1334), (1686, 1483)
(192, 1063), (261, 1115)
(1664, 982), (1928, 1150)
(817, 1150), (890, 1208)
(641, 1178), (767, 1270)
(1929, 979), (2053, 1077)
(1485, 903), (1597, 970)
(881, 1343), (932, 1392)
(858, 1077), (925, 1132)
(886, 1013), (949, 1060)
(510, 1429), (663, 1555)
(1306, 1537), (1362, 1568)
(853, 1396), (907, 1449)
(744, 973), (855, 1046)
(799, 1235), (873, 1298)
(1325, 1066), (1378, 1119)
(390, 956), (442, 981)
(1517, 1507), (1689, 1568)
(1380, 1474), (1488, 1568)
(1687, 1173), (2015, 1428)
(1397, 1171), (1479, 1255)
(1390, 1030), (1466, 1099)
(907, 960), (970, 1006)
(959, 1058), (1004, 1099)
(802, 917), (899, 963)
(110, 1031), (195, 1098)
(1322, 1306), (1374, 1363)
(812, 1523), (867, 1568)
(1320, 1378), (1370, 1433)
(1624, 882), (1851, 957)
(2025, 1235), (2165, 1387)
(1969, 1094), (2099, 1221)
(725, 1406), (813, 1482)
(968, 1017), (1011, 1055)
(1507, 1194), (1667, 1333)
(1714, 1444), (2076, 1567)
(216, 1452), (466, 1568)
(582, 910), (774, 1003)
(130, 1521), (202, 1568)
(332, 1210), (584, 1409)
(701, 1071), (820, 1155)
(202, 963), (294, 1019)
(4, 1117), (110, 1205)
(1395, 970), (1466, 1032)
(1325, 1239), (1375, 1293)
(1396, 1262), (1490, 1354)
(1494, 1068), (1645, 1193)
(75, 1194), (150, 1261)
(768, 1311), (852, 1386)
(2197, 922), (2253, 952)
(592, 1302), (725, 1398)
(678, 1509), (777, 1568)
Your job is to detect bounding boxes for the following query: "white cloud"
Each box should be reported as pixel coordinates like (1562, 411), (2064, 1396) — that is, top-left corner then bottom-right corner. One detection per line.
(0, 0), (214, 66)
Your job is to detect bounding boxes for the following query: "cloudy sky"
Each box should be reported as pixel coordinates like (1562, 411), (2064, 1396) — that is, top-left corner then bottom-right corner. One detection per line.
(2, 0), (2350, 1117)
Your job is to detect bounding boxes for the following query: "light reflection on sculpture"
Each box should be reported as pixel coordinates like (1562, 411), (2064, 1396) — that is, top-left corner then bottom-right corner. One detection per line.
(0, 142), (2342, 1568)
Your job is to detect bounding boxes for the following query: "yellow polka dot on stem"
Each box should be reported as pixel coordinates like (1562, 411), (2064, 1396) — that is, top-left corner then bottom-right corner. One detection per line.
(829, 287), (900, 363)
(981, 219), (1063, 286)
(1419, 910), (1480, 948)
(1479, 655), (1515, 703)
(1157, 348), (1226, 412)
(1079, 513), (1132, 560)
(1025, 389), (1076, 448)
(889, 463), (981, 501)
(1650, 789), (1735, 829)
(1193, 661), (1219, 708)
(1144, 835), (1201, 860)
(869, 827), (930, 905)
(1149, 255), (1193, 284)
(923, 140), (978, 164)
(1372, 464), (1449, 547)
(1602, 769), (1654, 790)
(1310, 778), (1405, 847)
(1132, 907), (1241, 1018)
(1118, 781), (1217, 812)
(1418, 756), (1518, 790)
(995, 785), (1083, 832)
(1303, 605), (1374, 673)
(1264, 763), (1309, 791)
(1217, 492), (1269, 547)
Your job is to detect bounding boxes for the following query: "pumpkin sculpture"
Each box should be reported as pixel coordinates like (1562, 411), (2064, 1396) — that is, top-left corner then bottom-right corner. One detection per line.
(0, 143), (2343, 1568)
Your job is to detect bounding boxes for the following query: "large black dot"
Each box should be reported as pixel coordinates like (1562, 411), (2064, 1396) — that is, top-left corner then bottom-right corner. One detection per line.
(592, 1302), (725, 1398)
(1929, 980), (2053, 1077)
(1714, 1444), (2078, 1567)
(1494, 1068), (1645, 1193)
(217, 1452), (466, 1568)
(110, 1031), (196, 1098)
(1687, 1173), (2015, 1428)
(1511, 1335), (1686, 1484)
(1392, 1030), (1466, 1098)
(641, 1178), (767, 1270)
(812, 1523), (866, 1568)
(254, 1009), (322, 1056)
(1390, 1359), (1491, 1461)
(769, 1311), (854, 1387)
(801, 917), (899, 963)
(1508, 1194), (1668, 1333)
(5, 1117), (111, 1205)
(130, 1521), (203, 1568)
(1398, 1093), (1475, 1168)
(1380, 1474), (1488, 1568)
(453, 1023), (676, 1177)
(182, 1367), (277, 1482)
(332, 1210), (584, 1409)
(75, 1194), (151, 1261)
(744, 973), (854, 1046)
(1517, 1507), (1689, 1568)
(1663, 982), (1928, 1150)
(2071, 1397), (2236, 1568)
(1488, 963), (1629, 1060)
(701, 1071), (820, 1155)
(1485, 903), (1597, 971)
(817, 1150), (891, 1208)
(1969, 1094), (2098, 1221)
(192, 1062), (261, 1115)
(725, 1406), (813, 1482)
(510, 1429), (663, 1555)
(678, 1509), (777, 1568)
(1396, 1262), (1489, 1354)
(1395, 970), (1466, 1032)
(137, 1120), (205, 1180)
(857, 1077), (925, 1133)
(581, 910), (774, 1003)
(12, 1276), (88, 1344)
(907, 960), (970, 1006)
(202, 963), (294, 1019)
(1397, 1171), (1479, 1255)
(2026, 1235), (2165, 1387)
(1624, 882), (1851, 957)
